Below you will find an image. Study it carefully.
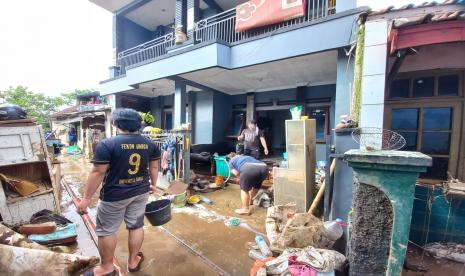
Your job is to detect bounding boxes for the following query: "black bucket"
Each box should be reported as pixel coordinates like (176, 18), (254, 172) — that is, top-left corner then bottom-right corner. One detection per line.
(145, 199), (171, 226)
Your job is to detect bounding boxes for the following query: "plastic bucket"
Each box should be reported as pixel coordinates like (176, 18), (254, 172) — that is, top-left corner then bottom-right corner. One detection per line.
(145, 199), (172, 226)
(214, 156), (230, 178)
(172, 191), (188, 208)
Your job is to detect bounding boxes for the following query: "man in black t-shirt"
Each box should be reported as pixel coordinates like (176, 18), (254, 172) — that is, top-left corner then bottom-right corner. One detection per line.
(77, 108), (160, 275)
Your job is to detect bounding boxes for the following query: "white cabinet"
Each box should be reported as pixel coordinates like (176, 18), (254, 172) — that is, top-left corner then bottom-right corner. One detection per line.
(273, 119), (316, 212)
(0, 126), (45, 166)
(0, 124), (60, 226)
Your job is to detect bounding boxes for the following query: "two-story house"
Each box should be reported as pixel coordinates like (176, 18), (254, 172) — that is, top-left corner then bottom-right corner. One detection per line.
(90, 0), (368, 161)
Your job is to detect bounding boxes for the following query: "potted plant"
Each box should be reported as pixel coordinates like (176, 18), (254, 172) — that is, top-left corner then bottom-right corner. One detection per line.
(139, 112), (155, 128)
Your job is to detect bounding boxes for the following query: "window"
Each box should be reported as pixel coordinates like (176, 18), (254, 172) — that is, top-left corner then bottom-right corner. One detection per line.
(438, 75), (459, 96)
(389, 73), (461, 99)
(389, 106), (457, 180)
(387, 71), (463, 181)
(308, 107), (329, 143)
(390, 79), (410, 98)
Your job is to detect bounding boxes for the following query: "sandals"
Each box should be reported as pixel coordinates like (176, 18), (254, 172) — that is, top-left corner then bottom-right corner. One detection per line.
(127, 252), (144, 273)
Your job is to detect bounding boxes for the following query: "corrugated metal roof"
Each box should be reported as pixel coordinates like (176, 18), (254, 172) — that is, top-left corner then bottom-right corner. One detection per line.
(365, 0), (465, 28)
(52, 106), (78, 117)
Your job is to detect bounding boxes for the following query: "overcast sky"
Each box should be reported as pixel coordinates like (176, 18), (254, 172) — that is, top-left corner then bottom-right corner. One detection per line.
(0, 0), (428, 96)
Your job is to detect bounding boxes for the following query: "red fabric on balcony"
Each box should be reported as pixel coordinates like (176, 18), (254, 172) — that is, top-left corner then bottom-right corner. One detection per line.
(235, 0), (307, 32)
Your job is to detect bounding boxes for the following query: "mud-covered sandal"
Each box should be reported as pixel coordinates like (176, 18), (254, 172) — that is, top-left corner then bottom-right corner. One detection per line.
(128, 252), (144, 273)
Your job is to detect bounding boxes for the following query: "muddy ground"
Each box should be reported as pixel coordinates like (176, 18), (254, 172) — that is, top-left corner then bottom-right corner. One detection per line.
(59, 155), (465, 276)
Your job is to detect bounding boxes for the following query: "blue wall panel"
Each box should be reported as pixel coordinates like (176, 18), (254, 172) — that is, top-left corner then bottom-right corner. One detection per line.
(410, 185), (465, 245)
(194, 90), (214, 144)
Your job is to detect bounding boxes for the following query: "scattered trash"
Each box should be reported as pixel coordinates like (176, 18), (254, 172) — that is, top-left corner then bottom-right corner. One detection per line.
(165, 180), (188, 195)
(265, 204), (297, 249)
(249, 249), (267, 261)
(214, 175), (225, 187)
(187, 195), (201, 204)
(266, 246), (345, 274)
(0, 173), (39, 196)
(278, 213), (334, 249)
(322, 219), (344, 241)
(200, 195), (213, 205)
(172, 191), (188, 208)
(425, 242), (465, 264)
(28, 223), (77, 246)
(18, 222), (57, 235)
(255, 235), (273, 257)
(30, 209), (73, 226)
(227, 217), (241, 227)
(250, 257), (275, 276)
(0, 224), (49, 251)
(252, 188), (273, 208)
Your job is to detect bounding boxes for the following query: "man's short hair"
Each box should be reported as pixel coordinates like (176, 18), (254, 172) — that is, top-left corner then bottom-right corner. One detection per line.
(111, 108), (141, 132)
(249, 120), (257, 125)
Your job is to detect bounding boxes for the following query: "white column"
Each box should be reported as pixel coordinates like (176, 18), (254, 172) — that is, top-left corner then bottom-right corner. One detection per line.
(360, 20), (388, 137)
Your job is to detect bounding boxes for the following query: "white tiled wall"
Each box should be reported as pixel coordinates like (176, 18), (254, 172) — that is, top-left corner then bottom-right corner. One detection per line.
(360, 20), (388, 137)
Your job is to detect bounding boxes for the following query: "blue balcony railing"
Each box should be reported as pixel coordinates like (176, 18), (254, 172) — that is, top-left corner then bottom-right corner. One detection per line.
(114, 0), (335, 76)
(116, 32), (175, 75)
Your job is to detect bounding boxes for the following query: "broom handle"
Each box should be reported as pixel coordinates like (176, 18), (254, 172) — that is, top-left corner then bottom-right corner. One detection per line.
(308, 159), (336, 215)
(62, 180), (125, 276)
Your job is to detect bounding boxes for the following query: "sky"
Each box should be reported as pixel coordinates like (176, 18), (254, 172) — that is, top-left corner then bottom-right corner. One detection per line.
(0, 0), (428, 96)
(0, 0), (113, 96)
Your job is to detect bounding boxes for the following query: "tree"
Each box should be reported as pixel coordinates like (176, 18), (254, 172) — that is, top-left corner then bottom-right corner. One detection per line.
(0, 86), (67, 131)
(60, 89), (92, 106)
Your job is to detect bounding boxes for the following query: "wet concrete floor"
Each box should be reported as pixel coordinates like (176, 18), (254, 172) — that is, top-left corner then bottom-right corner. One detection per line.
(60, 155), (265, 275)
(59, 155), (465, 276)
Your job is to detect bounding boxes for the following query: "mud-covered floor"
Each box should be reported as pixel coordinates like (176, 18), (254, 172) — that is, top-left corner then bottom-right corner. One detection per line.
(60, 155), (265, 275)
(59, 155), (465, 276)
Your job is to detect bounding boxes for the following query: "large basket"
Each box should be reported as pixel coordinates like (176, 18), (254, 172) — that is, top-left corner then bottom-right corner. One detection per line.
(351, 128), (406, 151)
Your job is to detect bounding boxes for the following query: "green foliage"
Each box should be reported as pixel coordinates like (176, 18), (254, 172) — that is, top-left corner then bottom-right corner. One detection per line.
(139, 112), (155, 125)
(351, 24), (365, 125)
(60, 89), (92, 106)
(0, 86), (69, 131)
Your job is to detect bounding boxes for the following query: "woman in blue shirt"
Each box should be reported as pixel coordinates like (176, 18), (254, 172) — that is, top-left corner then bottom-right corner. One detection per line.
(229, 154), (269, 215)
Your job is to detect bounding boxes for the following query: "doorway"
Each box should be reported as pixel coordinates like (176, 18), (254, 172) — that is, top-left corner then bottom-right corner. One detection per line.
(257, 109), (291, 156)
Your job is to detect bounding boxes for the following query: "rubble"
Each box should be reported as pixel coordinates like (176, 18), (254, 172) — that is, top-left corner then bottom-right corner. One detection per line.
(0, 224), (49, 251)
(0, 244), (99, 275)
(425, 242), (465, 264)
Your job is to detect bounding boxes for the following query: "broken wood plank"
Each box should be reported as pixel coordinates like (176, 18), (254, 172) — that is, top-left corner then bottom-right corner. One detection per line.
(0, 223), (49, 251)
(0, 244), (99, 275)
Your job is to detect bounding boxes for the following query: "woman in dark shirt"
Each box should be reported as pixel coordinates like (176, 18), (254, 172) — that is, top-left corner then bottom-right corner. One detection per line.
(229, 154), (269, 215)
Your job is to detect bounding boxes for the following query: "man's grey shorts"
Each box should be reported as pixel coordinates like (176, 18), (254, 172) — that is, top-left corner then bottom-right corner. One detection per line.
(96, 193), (149, 237)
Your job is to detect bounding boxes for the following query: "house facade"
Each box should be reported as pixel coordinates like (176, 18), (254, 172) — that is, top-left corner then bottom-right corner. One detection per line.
(50, 91), (112, 155)
(90, 0), (369, 161)
(357, 2), (465, 245)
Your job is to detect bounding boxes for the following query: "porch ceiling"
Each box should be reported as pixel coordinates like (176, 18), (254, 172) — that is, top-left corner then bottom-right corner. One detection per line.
(126, 0), (175, 31)
(123, 79), (201, 98)
(213, 0), (248, 11)
(89, 0), (133, 13)
(180, 50), (338, 95)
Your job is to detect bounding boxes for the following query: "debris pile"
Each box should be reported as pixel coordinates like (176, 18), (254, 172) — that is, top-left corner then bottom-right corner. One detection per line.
(0, 217), (98, 275)
(250, 203), (347, 275)
(425, 243), (465, 264)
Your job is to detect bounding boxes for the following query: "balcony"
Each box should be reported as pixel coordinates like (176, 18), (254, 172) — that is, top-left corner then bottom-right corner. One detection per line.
(114, 0), (336, 77)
